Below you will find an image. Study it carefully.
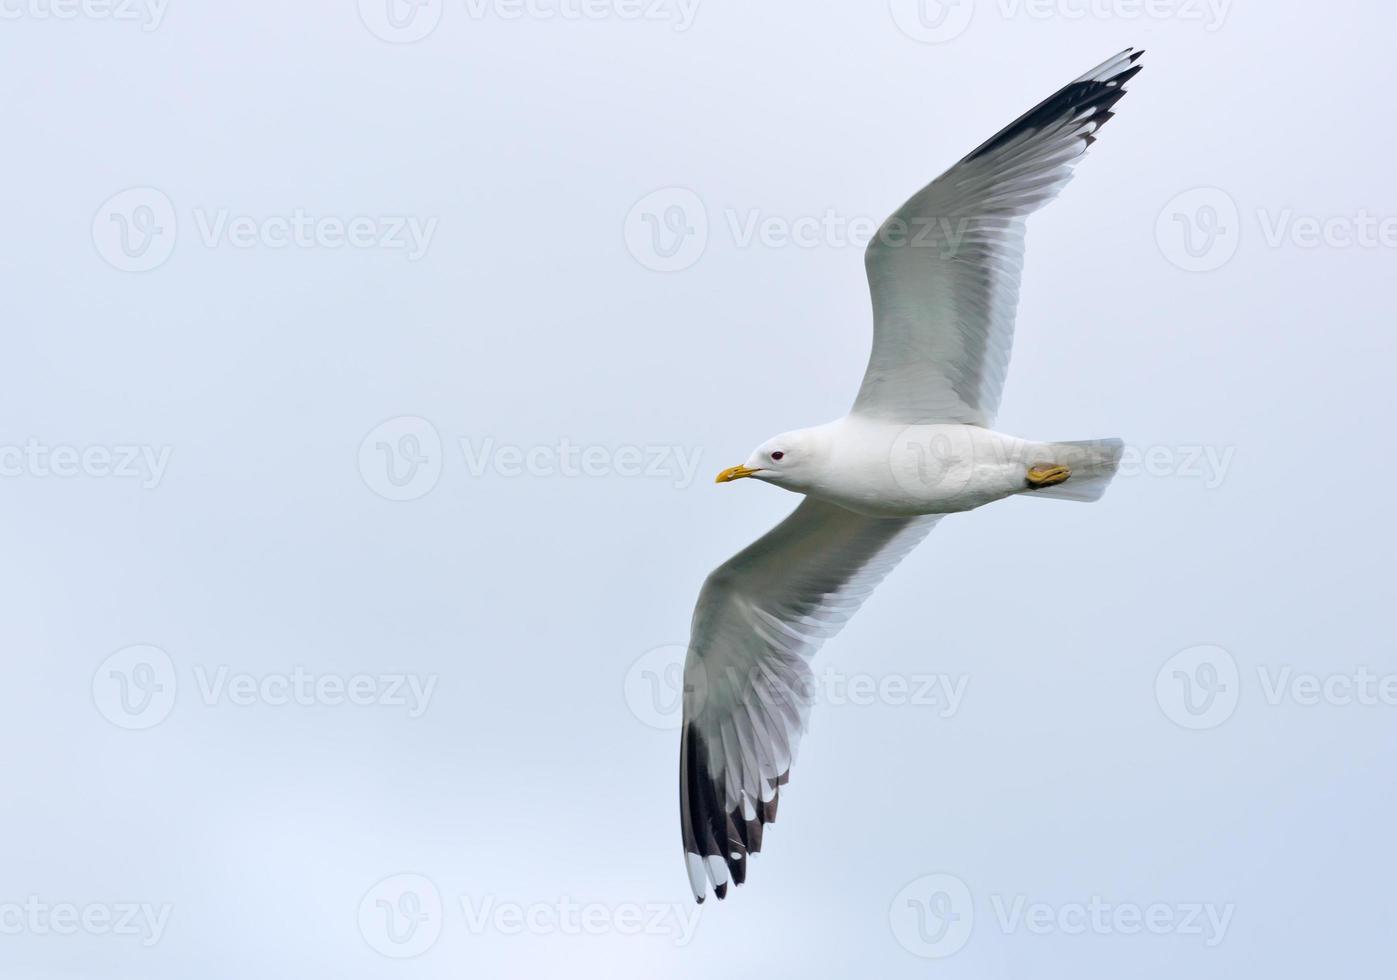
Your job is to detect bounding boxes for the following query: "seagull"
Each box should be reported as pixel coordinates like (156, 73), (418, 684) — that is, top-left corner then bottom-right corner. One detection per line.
(679, 48), (1142, 902)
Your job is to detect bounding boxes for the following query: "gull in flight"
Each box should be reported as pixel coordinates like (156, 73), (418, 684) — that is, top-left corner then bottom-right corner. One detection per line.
(679, 49), (1143, 902)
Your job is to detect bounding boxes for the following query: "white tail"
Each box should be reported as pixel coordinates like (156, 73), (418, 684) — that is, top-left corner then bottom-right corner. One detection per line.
(1025, 438), (1124, 503)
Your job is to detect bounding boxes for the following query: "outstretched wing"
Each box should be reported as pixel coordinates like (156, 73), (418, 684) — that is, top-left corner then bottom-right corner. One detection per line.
(855, 48), (1143, 426)
(679, 498), (939, 901)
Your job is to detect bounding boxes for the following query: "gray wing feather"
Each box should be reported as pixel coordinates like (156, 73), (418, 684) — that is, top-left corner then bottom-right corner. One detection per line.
(679, 498), (939, 901)
(854, 48), (1143, 426)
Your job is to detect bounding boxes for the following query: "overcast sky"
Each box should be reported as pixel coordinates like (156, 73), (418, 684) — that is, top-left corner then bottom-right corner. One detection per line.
(2, 1), (1394, 977)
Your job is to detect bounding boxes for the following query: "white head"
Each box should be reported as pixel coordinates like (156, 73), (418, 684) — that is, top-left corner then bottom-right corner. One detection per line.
(715, 427), (828, 493)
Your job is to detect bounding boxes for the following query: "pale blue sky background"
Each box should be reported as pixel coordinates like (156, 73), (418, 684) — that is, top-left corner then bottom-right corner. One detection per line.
(3, 1), (1395, 977)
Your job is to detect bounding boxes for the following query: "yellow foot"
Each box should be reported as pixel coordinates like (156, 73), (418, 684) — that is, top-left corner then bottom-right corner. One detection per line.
(1026, 464), (1071, 489)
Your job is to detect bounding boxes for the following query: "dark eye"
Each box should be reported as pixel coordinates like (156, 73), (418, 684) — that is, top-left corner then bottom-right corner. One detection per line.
(770, 451), (785, 461)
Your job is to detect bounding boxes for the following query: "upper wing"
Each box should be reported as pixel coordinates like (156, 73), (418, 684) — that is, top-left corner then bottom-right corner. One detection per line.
(854, 48), (1143, 426)
(679, 498), (939, 901)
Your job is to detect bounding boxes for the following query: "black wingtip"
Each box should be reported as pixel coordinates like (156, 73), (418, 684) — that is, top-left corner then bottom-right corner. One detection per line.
(681, 719), (793, 903)
(963, 48), (1143, 163)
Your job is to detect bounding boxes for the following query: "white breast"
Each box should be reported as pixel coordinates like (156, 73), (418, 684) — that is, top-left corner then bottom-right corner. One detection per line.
(813, 418), (1035, 518)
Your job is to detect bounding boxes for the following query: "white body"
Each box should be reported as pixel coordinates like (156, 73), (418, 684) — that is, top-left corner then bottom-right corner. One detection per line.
(762, 418), (1047, 517)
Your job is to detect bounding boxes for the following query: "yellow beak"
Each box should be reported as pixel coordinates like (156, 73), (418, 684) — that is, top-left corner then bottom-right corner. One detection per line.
(715, 464), (760, 484)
